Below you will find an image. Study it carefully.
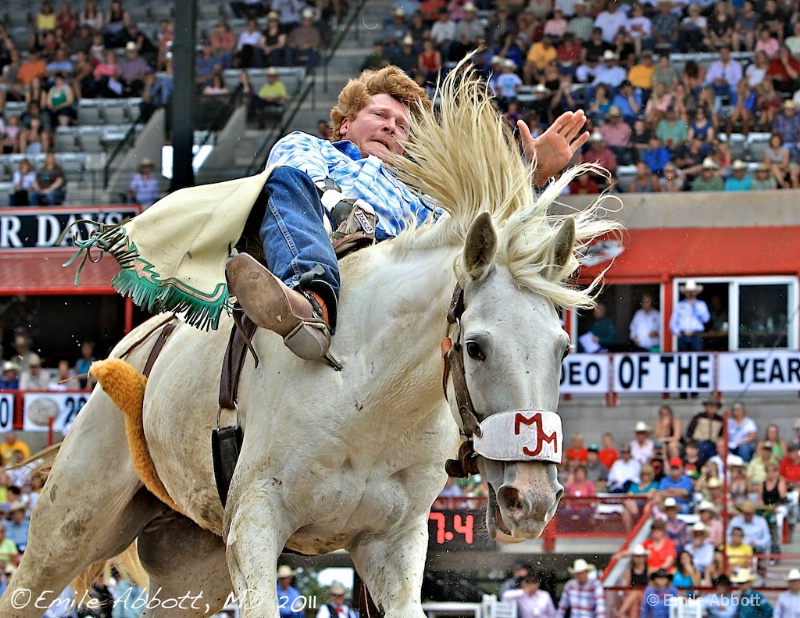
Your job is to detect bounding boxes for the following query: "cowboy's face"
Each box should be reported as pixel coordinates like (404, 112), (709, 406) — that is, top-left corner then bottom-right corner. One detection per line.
(790, 579), (800, 593)
(340, 94), (410, 160)
(575, 570), (588, 584)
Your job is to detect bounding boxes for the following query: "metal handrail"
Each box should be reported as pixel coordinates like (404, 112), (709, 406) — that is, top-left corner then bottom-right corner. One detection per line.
(103, 111), (143, 188)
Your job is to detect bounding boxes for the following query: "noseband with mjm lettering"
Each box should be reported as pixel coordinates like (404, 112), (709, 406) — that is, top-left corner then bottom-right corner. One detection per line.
(441, 285), (564, 478)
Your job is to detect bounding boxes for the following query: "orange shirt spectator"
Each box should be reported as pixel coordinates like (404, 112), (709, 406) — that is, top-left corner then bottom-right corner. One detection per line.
(599, 448), (618, 469)
(779, 446), (800, 484)
(526, 39), (558, 72)
(18, 54), (47, 86)
(643, 530), (677, 572)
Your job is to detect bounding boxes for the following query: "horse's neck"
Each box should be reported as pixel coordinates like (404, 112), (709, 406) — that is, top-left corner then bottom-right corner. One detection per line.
(337, 243), (458, 418)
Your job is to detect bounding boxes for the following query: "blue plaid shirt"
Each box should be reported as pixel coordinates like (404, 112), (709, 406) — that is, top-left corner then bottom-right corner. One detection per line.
(557, 579), (606, 618)
(266, 131), (433, 240)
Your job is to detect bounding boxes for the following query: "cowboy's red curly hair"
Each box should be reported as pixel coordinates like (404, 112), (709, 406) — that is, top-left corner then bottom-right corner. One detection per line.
(329, 66), (430, 142)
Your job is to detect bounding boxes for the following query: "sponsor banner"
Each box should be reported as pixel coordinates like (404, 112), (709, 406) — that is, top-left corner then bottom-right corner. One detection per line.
(612, 353), (714, 394)
(0, 207), (139, 249)
(23, 392), (89, 433)
(560, 355), (609, 394)
(718, 350), (800, 393)
(0, 394), (13, 432)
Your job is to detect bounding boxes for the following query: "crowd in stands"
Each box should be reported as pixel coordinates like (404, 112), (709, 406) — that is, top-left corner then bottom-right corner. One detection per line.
(372, 0), (800, 194)
(0, 331), (94, 391)
(0, 0), (344, 206)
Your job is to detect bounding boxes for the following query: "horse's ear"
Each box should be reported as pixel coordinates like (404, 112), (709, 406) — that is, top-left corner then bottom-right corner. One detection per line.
(463, 212), (497, 282)
(549, 217), (575, 280)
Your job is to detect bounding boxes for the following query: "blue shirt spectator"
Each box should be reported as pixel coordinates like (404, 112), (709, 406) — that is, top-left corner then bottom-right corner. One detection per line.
(643, 139), (672, 174)
(724, 162), (753, 191)
(640, 572), (677, 618)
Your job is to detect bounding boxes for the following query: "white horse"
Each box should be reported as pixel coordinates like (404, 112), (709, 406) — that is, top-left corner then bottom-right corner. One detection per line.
(0, 71), (617, 618)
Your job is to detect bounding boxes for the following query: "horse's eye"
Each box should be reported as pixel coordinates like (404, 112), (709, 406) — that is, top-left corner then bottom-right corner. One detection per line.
(562, 346), (571, 362)
(466, 341), (486, 361)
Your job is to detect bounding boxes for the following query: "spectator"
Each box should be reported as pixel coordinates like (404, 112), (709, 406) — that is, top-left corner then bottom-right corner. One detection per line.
(724, 159), (753, 191)
(628, 161), (660, 193)
(767, 46), (800, 95)
(763, 133), (799, 189)
(652, 407), (680, 460)
(582, 131), (617, 175)
(608, 443), (641, 493)
(685, 522), (714, 576)
(94, 49), (122, 97)
(651, 0), (679, 51)
(361, 41), (392, 72)
(756, 27), (779, 59)
(9, 159), (36, 206)
(750, 163), (776, 191)
(566, 2), (593, 43)
(677, 4), (709, 53)
(500, 562), (531, 596)
(18, 51), (47, 88)
(4, 502), (29, 552)
(19, 354), (49, 390)
(210, 21), (237, 69)
(727, 500), (771, 555)
(727, 402), (757, 462)
(660, 498), (690, 553)
(599, 433), (619, 469)
(640, 569), (677, 618)
(503, 573), (556, 618)
(392, 37), (417, 77)
(703, 575), (736, 618)
(430, 8), (456, 58)
(235, 20), (265, 69)
(544, 8), (569, 42)
(563, 464), (596, 524)
(585, 300), (617, 351)
(630, 422), (654, 464)
(749, 442), (778, 488)
(725, 78), (756, 137)
(230, 0), (267, 20)
(629, 294), (660, 352)
(249, 66), (288, 127)
(787, 22), (800, 57)
(525, 36), (558, 84)
(734, 569), (773, 618)
(103, 0), (130, 49)
(746, 51), (770, 94)
(671, 280), (711, 353)
(779, 443), (800, 490)
(19, 113), (47, 154)
(724, 526), (755, 572)
(688, 107), (715, 143)
(418, 39), (442, 85)
(691, 157), (723, 191)
(0, 433), (30, 464)
(0, 363), (20, 390)
(675, 137), (709, 183)
(683, 440), (702, 479)
(708, 3), (734, 51)
(286, 9), (322, 69)
(316, 583), (355, 618)
(672, 550), (700, 590)
(612, 80), (642, 125)
(75, 340), (95, 388)
(276, 565), (303, 618)
(594, 2), (627, 45)
(655, 106), (688, 154)
(593, 50), (627, 89)
(644, 82), (672, 128)
(658, 163), (684, 192)
(556, 559), (605, 618)
(623, 464), (658, 531)
(585, 446), (608, 487)
(643, 519), (676, 572)
(384, 8), (409, 55)
(660, 464), (693, 514)
(42, 72), (75, 128)
(643, 136), (671, 175)
(615, 546), (648, 618)
(30, 153), (66, 206)
(734, 1), (758, 52)
(455, 3), (483, 48)
(705, 46), (742, 101)
(79, 0), (103, 31)
(127, 158), (159, 208)
(759, 461), (788, 551)
(698, 500), (724, 547)
(0, 526), (18, 567)
(776, 570), (800, 618)
(567, 434), (589, 463)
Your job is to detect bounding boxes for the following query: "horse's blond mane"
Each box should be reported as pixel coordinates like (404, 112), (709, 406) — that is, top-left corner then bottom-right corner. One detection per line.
(389, 62), (621, 309)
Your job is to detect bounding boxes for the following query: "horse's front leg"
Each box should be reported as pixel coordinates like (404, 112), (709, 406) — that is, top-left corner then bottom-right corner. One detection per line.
(348, 517), (429, 618)
(225, 488), (293, 617)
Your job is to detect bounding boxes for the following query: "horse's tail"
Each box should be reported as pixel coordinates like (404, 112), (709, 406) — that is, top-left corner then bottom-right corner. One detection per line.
(89, 358), (183, 514)
(71, 541), (148, 606)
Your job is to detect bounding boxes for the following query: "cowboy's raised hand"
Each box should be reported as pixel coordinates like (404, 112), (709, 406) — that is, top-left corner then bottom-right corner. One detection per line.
(518, 110), (589, 187)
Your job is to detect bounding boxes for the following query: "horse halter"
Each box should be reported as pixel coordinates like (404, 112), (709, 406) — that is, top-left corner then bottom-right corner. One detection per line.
(441, 285), (564, 478)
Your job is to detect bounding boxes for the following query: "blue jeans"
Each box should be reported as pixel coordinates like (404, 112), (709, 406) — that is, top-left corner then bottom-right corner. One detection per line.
(30, 189), (65, 206)
(731, 443), (756, 462)
(678, 334), (703, 351)
(258, 166), (339, 324)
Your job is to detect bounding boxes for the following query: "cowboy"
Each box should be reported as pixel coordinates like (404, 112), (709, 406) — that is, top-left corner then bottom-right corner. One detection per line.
(127, 158), (160, 208)
(503, 573), (556, 618)
(704, 575), (736, 618)
(640, 570), (677, 618)
(630, 422), (654, 464)
(727, 500), (770, 555)
(669, 279), (710, 352)
(316, 582), (356, 618)
(276, 565), (304, 618)
(775, 569), (800, 618)
(225, 64), (590, 362)
(685, 397), (724, 464)
(685, 521), (714, 575)
(557, 559), (605, 618)
(733, 568), (773, 618)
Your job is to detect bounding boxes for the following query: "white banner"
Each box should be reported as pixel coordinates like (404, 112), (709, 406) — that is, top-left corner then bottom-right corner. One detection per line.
(560, 355), (609, 394)
(613, 353), (714, 394)
(23, 392), (89, 433)
(0, 394), (14, 432)
(718, 350), (800, 393)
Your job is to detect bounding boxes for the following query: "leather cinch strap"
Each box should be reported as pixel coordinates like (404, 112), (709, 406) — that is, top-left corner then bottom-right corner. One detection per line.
(143, 321), (177, 378)
(219, 313), (258, 410)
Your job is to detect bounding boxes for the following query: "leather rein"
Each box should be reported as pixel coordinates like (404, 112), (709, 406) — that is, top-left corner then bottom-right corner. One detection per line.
(441, 285), (564, 478)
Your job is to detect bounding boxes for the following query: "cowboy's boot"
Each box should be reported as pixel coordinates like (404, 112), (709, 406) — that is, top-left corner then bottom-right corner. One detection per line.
(226, 253), (331, 360)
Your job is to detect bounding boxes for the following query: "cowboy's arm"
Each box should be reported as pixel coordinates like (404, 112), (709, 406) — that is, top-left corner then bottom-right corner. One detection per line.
(518, 110), (590, 187)
(267, 131), (334, 185)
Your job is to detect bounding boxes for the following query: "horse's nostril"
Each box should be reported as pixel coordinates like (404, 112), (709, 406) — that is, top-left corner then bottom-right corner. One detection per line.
(555, 487), (564, 504)
(499, 487), (525, 513)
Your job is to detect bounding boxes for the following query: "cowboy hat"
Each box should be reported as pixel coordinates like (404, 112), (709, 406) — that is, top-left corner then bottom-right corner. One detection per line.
(139, 157), (154, 168)
(632, 544), (650, 556)
(634, 421), (650, 433)
(703, 397), (721, 406)
(702, 157), (719, 170)
(601, 50), (617, 61)
(568, 558), (594, 573)
(731, 568), (757, 584)
(679, 280), (703, 293)
(27, 353), (42, 367)
(2, 361), (20, 373)
(266, 67), (280, 76)
(731, 159), (749, 171)
(698, 500), (717, 513)
(9, 502), (25, 513)
(728, 454), (745, 468)
(590, 131), (605, 142)
(784, 100), (796, 109)
(329, 582), (347, 595)
(707, 478), (722, 489)
(739, 500), (757, 514)
(663, 497), (678, 508)
(691, 522), (708, 535)
(277, 565), (296, 578)
(788, 569), (800, 581)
